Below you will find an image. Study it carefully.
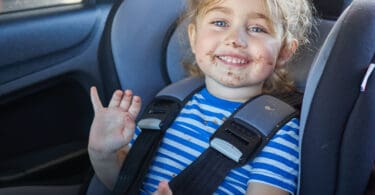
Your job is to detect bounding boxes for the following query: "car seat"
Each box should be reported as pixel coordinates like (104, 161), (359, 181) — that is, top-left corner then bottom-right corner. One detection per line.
(298, 0), (375, 194)
(92, 0), (375, 194)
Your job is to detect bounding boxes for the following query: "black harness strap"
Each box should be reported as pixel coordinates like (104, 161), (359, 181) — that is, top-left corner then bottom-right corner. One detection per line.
(113, 76), (298, 194)
(113, 77), (204, 195)
(112, 100), (179, 195)
(169, 95), (298, 194)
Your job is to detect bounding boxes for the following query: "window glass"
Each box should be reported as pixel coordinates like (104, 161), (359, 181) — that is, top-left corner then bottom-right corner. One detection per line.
(0, 0), (82, 14)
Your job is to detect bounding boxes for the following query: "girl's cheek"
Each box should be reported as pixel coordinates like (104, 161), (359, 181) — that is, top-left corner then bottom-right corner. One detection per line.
(251, 52), (272, 67)
(253, 48), (278, 67)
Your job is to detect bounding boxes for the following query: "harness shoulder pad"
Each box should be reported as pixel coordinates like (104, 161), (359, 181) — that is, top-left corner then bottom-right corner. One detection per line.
(235, 94), (297, 137)
(156, 76), (204, 103)
(210, 94), (298, 165)
(138, 76), (204, 131)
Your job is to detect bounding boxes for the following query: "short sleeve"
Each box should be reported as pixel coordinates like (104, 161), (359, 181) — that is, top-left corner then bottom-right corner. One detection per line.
(247, 118), (300, 195)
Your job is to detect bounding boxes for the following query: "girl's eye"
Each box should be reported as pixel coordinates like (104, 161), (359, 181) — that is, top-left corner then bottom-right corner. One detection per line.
(212, 20), (228, 27)
(248, 26), (267, 33)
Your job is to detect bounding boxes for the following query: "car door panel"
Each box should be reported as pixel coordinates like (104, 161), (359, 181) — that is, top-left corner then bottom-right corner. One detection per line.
(0, 2), (112, 188)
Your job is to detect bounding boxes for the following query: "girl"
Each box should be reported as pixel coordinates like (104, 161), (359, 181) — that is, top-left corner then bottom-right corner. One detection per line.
(88, 0), (314, 194)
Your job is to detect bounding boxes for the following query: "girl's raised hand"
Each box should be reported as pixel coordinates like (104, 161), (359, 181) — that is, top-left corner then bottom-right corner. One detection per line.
(88, 86), (142, 155)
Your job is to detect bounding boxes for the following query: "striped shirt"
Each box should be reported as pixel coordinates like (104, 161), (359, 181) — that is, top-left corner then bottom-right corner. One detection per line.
(131, 88), (299, 194)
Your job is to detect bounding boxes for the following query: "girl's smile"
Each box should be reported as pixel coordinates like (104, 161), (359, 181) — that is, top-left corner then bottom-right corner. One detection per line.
(215, 54), (250, 67)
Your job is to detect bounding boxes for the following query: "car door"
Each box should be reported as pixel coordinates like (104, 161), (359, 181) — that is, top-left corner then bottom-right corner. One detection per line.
(0, 0), (117, 191)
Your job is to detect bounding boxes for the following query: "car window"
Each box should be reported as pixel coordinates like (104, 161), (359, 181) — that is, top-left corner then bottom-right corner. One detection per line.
(0, 0), (82, 14)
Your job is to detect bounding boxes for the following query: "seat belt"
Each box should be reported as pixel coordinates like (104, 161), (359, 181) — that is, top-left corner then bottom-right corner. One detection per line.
(113, 77), (205, 195)
(169, 94), (297, 194)
(113, 76), (298, 194)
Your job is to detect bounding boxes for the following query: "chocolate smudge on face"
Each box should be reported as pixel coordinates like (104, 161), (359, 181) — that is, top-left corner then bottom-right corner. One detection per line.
(254, 55), (274, 66)
(226, 72), (242, 81)
(206, 51), (216, 64)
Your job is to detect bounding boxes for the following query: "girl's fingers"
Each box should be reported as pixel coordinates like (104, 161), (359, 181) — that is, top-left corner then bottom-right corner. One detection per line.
(108, 90), (123, 108)
(128, 96), (142, 118)
(153, 181), (172, 195)
(122, 114), (136, 143)
(94, 88), (139, 114)
(90, 86), (103, 112)
(119, 90), (133, 111)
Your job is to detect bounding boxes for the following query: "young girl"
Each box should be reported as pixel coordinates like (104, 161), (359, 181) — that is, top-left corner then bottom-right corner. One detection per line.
(88, 0), (314, 194)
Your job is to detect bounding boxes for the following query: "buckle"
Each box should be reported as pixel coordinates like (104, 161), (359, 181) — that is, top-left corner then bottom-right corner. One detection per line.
(137, 98), (180, 130)
(138, 118), (162, 130)
(209, 118), (263, 165)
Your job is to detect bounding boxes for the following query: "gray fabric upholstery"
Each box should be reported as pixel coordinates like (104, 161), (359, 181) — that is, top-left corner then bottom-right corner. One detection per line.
(298, 0), (375, 194)
(157, 77), (204, 102)
(166, 18), (191, 83)
(287, 19), (335, 91)
(111, 0), (185, 108)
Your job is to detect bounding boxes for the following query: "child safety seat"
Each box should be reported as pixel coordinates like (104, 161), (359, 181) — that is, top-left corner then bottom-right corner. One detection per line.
(90, 0), (374, 194)
(298, 0), (375, 194)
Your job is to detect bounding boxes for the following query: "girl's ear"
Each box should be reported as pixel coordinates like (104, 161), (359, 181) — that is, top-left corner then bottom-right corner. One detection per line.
(188, 23), (197, 54)
(276, 39), (298, 67)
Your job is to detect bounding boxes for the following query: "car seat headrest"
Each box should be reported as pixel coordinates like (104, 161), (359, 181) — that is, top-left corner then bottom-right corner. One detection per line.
(105, 0), (185, 107)
(166, 18), (191, 83)
(166, 17), (331, 92)
(165, 0), (354, 91)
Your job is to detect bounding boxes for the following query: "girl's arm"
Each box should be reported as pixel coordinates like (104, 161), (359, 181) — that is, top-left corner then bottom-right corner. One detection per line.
(246, 182), (289, 195)
(88, 87), (142, 189)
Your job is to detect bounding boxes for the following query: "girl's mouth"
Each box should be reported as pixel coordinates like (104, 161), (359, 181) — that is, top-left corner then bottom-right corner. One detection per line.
(216, 55), (249, 65)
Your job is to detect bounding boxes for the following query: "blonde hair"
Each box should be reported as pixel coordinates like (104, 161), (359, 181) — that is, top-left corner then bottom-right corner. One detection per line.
(182, 0), (315, 94)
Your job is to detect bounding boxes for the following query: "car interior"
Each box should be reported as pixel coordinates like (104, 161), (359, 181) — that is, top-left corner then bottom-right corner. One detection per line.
(0, 0), (373, 194)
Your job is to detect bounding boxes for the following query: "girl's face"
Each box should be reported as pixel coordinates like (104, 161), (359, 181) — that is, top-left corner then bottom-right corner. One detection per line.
(188, 0), (294, 96)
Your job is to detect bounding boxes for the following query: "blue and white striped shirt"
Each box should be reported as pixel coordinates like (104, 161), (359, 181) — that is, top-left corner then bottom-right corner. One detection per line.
(131, 88), (299, 194)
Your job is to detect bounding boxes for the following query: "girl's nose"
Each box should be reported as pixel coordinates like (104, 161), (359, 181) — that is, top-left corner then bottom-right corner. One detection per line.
(224, 28), (248, 48)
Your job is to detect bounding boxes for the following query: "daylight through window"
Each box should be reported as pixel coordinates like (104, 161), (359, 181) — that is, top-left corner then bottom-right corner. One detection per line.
(0, 0), (82, 14)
